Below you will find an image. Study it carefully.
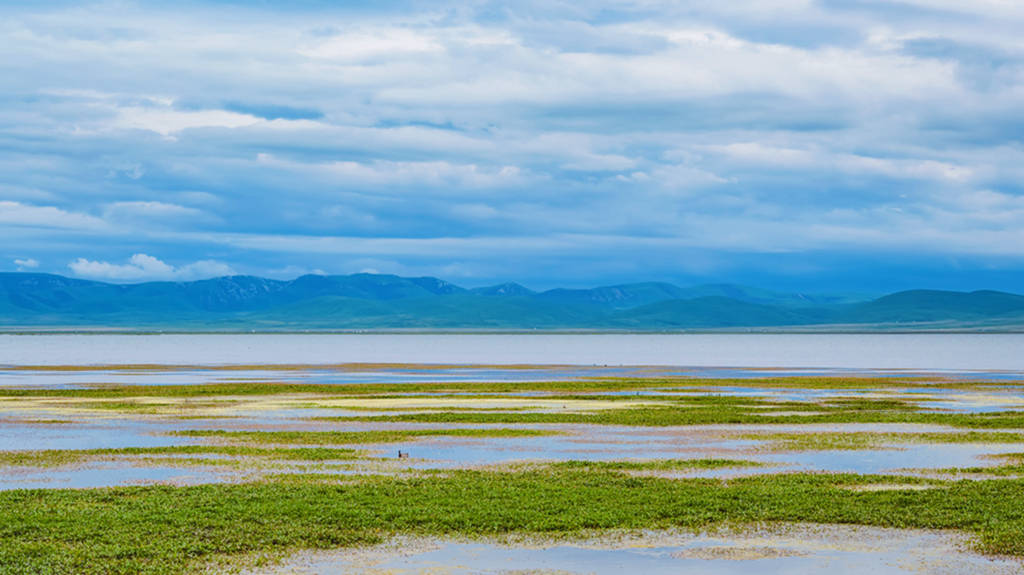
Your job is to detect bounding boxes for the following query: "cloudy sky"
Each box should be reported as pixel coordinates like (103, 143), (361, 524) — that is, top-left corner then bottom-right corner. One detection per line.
(2, 0), (1023, 292)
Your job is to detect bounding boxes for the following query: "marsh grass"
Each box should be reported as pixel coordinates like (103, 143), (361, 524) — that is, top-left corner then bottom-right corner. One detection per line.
(328, 405), (538, 412)
(748, 431), (1024, 451)
(750, 433), (889, 451)
(0, 376), (987, 400)
(3, 470), (1024, 574)
(928, 453), (1024, 477)
(325, 405), (1024, 429)
(551, 459), (763, 471)
(6, 377), (1017, 428)
(0, 450), (91, 468)
(0, 446), (364, 468)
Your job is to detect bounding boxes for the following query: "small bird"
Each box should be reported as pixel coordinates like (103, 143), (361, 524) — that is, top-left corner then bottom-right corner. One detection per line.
(397, 450), (409, 459)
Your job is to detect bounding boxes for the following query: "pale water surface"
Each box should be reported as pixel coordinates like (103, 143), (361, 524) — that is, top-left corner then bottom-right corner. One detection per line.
(250, 527), (1024, 575)
(2, 333), (1024, 370)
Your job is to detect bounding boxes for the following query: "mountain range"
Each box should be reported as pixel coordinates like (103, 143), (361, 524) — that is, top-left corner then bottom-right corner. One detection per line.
(2, 272), (1024, 331)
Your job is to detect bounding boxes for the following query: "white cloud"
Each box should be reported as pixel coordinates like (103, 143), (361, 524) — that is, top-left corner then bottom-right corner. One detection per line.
(99, 101), (323, 139)
(256, 153), (526, 189)
(0, 202), (105, 230)
(706, 143), (974, 183)
(561, 153), (638, 172)
(893, 0), (1024, 20)
(102, 201), (206, 221)
(266, 265), (327, 279)
(14, 258), (39, 270)
(838, 155), (973, 183)
(645, 164), (731, 190)
(299, 28), (443, 61)
(68, 253), (234, 281)
(705, 142), (818, 168)
(114, 107), (263, 136)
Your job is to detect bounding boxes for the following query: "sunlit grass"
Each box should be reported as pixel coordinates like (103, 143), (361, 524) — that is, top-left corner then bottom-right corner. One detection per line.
(0, 446), (364, 468)
(3, 469), (1024, 574)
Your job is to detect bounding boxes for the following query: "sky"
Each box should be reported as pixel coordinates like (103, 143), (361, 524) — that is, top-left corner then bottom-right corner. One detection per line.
(2, 0), (1024, 293)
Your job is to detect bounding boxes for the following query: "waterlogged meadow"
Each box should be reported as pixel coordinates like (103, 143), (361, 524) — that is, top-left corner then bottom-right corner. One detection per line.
(3, 362), (1024, 573)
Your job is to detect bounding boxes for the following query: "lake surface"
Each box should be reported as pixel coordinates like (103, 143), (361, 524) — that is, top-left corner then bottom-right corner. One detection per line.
(2, 333), (1024, 370)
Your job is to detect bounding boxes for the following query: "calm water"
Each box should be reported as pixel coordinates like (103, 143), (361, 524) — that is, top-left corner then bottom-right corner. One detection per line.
(2, 333), (1024, 370)
(254, 527), (1024, 575)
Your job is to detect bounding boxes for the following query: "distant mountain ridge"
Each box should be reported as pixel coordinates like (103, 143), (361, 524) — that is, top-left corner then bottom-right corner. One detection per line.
(1, 272), (1023, 331)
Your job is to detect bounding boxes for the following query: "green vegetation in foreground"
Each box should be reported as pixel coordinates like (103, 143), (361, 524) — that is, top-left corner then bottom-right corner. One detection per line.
(749, 431), (1024, 451)
(0, 446), (363, 468)
(551, 458), (763, 471)
(171, 428), (556, 444)
(1, 470), (1023, 574)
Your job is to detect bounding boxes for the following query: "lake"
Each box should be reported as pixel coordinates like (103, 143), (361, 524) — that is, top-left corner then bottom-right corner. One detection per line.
(1, 333), (1023, 370)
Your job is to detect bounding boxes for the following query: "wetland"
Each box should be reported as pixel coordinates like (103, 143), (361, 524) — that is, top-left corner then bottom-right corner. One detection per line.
(3, 335), (1024, 573)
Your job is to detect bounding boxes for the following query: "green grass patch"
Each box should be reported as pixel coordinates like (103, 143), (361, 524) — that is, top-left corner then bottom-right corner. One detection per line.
(330, 405), (537, 412)
(0, 419), (75, 425)
(749, 431), (1024, 451)
(907, 431), (1024, 443)
(0, 376), (982, 400)
(325, 405), (1024, 429)
(749, 433), (888, 451)
(3, 470), (1024, 573)
(551, 458), (763, 471)
(68, 401), (169, 413)
(923, 453), (1024, 477)
(818, 398), (921, 411)
(0, 450), (91, 468)
(95, 445), (362, 461)
(935, 464), (1024, 477)
(0, 446), (364, 469)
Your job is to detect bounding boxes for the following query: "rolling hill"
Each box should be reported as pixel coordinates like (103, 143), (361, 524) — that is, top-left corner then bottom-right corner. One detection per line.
(1, 273), (1022, 331)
